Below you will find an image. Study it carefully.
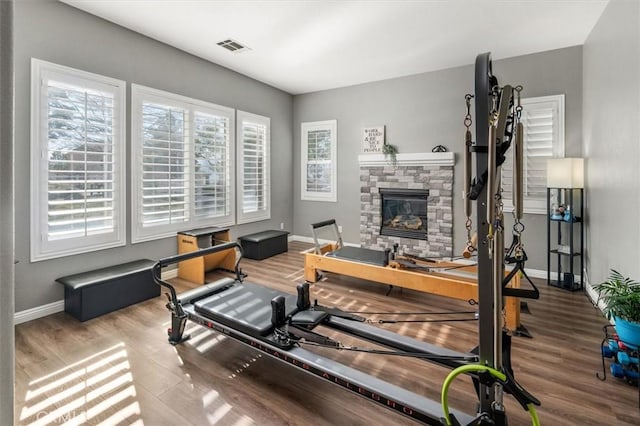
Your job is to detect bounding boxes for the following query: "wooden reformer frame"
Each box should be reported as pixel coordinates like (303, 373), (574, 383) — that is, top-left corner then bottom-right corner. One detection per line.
(304, 243), (521, 332)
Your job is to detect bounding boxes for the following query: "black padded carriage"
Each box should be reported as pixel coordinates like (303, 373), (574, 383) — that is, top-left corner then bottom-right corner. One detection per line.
(326, 246), (389, 267)
(194, 282), (297, 337)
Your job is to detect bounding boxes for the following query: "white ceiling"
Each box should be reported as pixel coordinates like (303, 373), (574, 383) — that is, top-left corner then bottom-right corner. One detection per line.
(61, 0), (609, 95)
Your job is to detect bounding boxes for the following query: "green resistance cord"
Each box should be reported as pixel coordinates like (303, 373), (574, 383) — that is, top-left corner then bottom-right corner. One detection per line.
(441, 364), (540, 426)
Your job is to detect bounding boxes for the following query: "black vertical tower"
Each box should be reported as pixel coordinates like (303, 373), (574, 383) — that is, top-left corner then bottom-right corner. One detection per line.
(474, 52), (499, 416)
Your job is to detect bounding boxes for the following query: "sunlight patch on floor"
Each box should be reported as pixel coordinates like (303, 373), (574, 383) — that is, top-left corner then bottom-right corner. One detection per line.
(229, 354), (262, 379)
(202, 390), (232, 424)
(19, 342), (141, 425)
(285, 268), (305, 279)
(194, 334), (226, 353)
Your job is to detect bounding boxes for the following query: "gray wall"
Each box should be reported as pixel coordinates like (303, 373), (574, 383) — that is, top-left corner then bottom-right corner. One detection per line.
(293, 46), (583, 270)
(14, 0), (294, 311)
(583, 0), (640, 286)
(1, 1), (15, 423)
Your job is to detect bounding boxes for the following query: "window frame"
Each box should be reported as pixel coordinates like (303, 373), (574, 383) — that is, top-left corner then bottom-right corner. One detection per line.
(236, 111), (271, 224)
(130, 84), (235, 243)
(300, 119), (338, 202)
(502, 94), (565, 215)
(30, 58), (127, 262)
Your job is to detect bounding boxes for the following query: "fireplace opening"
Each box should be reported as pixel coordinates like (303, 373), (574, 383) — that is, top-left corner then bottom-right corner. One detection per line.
(379, 188), (429, 240)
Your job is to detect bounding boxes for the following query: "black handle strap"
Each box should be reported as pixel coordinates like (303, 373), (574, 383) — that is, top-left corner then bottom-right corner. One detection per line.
(502, 263), (540, 300)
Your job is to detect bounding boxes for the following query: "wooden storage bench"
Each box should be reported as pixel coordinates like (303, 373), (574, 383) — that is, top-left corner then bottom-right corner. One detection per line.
(56, 259), (159, 322)
(177, 227), (236, 285)
(238, 230), (289, 260)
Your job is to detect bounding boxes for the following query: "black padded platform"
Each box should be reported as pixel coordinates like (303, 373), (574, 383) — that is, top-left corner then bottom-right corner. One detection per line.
(194, 282), (297, 337)
(238, 230), (289, 260)
(327, 246), (388, 266)
(56, 259), (158, 322)
(57, 259), (156, 290)
(178, 226), (230, 238)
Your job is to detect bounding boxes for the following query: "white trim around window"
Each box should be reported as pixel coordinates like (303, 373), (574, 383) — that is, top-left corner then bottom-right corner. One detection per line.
(30, 59), (126, 262)
(301, 120), (337, 202)
(131, 84), (235, 243)
(236, 111), (271, 224)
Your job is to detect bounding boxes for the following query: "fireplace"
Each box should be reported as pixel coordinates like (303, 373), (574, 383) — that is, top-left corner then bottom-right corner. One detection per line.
(379, 188), (429, 240)
(359, 152), (453, 258)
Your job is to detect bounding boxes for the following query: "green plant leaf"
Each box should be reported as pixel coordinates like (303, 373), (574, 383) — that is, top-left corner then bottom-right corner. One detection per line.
(594, 269), (640, 322)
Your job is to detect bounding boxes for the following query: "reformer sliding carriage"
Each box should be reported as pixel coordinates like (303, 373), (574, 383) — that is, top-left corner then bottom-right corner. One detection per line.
(154, 53), (541, 425)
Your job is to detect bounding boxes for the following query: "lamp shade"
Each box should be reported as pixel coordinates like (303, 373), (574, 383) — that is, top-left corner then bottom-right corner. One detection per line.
(546, 158), (584, 188)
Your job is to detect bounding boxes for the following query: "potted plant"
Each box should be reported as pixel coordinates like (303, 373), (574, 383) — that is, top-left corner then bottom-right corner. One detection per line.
(382, 142), (398, 166)
(594, 269), (640, 346)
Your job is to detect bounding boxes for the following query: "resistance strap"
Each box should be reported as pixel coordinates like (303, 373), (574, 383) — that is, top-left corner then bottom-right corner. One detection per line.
(298, 340), (478, 362)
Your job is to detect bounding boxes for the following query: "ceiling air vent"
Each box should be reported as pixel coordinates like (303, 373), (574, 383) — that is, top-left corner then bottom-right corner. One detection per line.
(217, 39), (250, 53)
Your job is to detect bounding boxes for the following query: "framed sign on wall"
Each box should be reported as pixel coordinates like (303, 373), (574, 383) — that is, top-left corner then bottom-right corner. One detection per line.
(362, 126), (385, 153)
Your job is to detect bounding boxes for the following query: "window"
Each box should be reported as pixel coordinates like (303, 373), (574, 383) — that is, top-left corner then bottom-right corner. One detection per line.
(30, 59), (126, 261)
(301, 120), (337, 202)
(502, 94), (565, 214)
(131, 85), (234, 242)
(237, 111), (270, 224)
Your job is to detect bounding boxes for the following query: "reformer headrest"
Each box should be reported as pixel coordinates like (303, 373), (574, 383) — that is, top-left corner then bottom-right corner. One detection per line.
(290, 310), (328, 328)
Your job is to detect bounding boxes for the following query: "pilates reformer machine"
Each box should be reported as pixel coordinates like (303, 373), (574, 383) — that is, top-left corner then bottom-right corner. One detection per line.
(304, 219), (525, 334)
(153, 53), (541, 425)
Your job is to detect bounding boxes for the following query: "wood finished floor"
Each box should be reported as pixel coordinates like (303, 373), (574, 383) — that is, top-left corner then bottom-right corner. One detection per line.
(14, 241), (640, 425)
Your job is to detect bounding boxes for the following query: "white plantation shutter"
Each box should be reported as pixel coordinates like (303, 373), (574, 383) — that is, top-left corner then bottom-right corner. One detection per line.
(31, 59), (126, 261)
(502, 95), (565, 214)
(237, 111), (270, 224)
(132, 85), (234, 242)
(301, 120), (337, 202)
(140, 102), (188, 226)
(194, 112), (232, 218)
(242, 124), (265, 210)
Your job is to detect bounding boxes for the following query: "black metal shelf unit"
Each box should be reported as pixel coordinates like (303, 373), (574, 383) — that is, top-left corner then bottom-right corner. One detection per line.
(547, 187), (584, 291)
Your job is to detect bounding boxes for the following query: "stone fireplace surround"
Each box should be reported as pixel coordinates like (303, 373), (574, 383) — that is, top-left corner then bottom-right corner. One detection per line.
(358, 152), (454, 258)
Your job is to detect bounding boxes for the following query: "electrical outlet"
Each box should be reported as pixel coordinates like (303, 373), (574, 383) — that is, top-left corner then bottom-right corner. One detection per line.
(280, 222), (284, 230)
(338, 225), (343, 233)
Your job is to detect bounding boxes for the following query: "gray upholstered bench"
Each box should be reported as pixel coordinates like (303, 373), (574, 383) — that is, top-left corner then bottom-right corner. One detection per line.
(238, 230), (289, 260)
(56, 259), (159, 321)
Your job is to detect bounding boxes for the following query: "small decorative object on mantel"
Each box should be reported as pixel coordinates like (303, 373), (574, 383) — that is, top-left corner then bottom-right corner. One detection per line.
(382, 142), (399, 166)
(362, 126), (385, 154)
(432, 145), (448, 152)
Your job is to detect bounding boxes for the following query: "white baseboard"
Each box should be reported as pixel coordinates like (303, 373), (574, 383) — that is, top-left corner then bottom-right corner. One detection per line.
(290, 234), (315, 244)
(14, 300), (64, 325)
(162, 268), (178, 280)
(583, 270), (607, 313)
(14, 269), (178, 325)
(585, 283), (604, 309)
(290, 234), (359, 248)
(524, 268), (546, 279)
